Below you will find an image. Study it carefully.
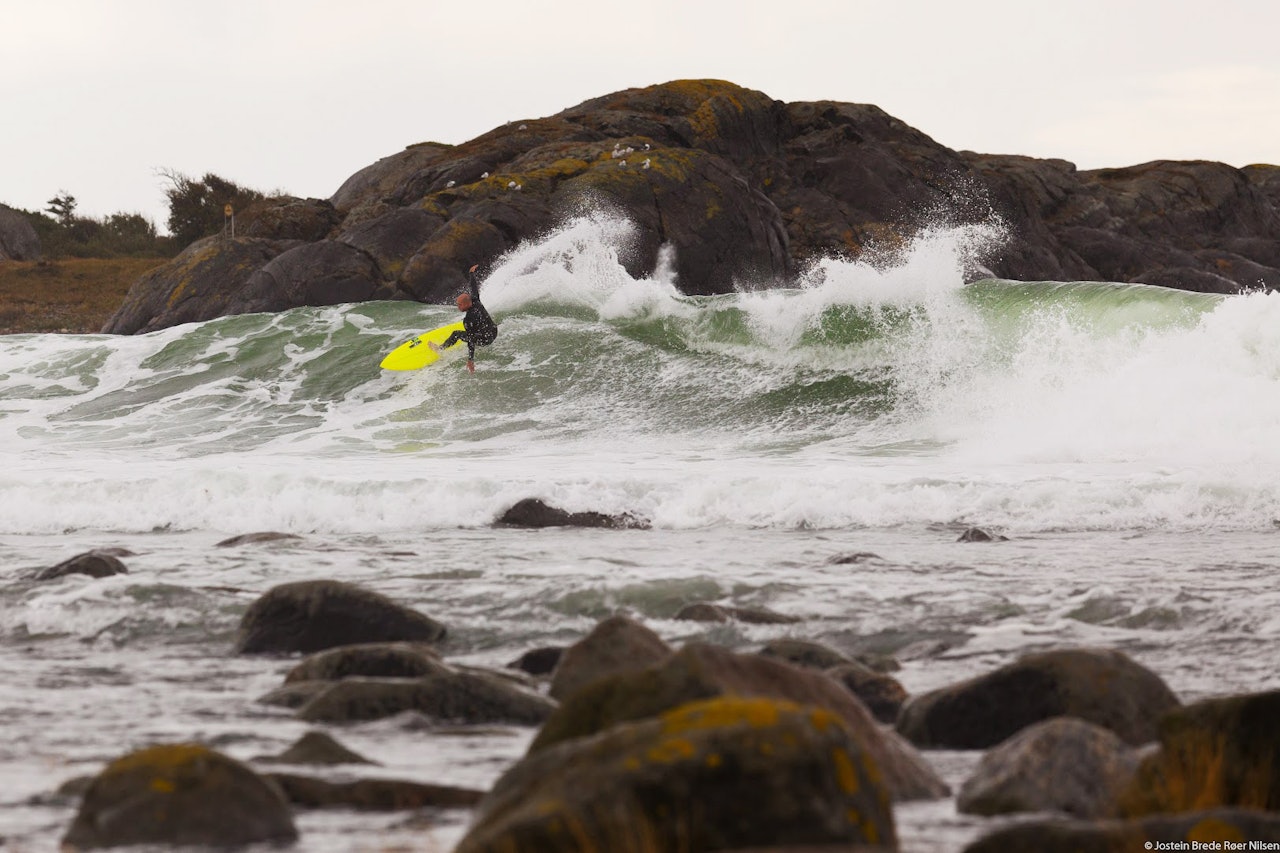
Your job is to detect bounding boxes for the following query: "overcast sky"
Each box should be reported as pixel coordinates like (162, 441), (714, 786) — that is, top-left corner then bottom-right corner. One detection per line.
(5, 0), (1278, 231)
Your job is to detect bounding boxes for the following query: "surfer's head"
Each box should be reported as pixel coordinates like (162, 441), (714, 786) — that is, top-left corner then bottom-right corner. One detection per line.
(456, 293), (472, 311)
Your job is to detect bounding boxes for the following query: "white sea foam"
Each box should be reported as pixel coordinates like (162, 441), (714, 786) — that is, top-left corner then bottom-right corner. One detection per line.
(1, 214), (1277, 535)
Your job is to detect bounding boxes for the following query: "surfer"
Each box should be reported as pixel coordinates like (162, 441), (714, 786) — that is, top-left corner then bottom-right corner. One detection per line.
(431, 264), (498, 373)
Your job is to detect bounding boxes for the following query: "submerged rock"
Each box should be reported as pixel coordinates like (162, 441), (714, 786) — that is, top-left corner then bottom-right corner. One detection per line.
(255, 731), (376, 766)
(297, 671), (555, 725)
(267, 772), (482, 811)
(33, 550), (128, 581)
(957, 716), (1139, 818)
(957, 527), (1009, 542)
(234, 579), (447, 655)
(62, 743), (296, 849)
(531, 642), (948, 801)
(896, 647), (1179, 749)
(495, 497), (651, 529)
(674, 602), (802, 624)
(457, 696), (897, 853)
(215, 531), (303, 547)
(549, 614), (672, 700)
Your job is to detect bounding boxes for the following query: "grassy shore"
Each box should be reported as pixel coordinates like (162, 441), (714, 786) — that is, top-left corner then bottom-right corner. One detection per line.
(0, 257), (163, 335)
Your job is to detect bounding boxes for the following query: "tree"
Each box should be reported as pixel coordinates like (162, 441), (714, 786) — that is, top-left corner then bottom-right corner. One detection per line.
(45, 191), (77, 227)
(160, 169), (267, 247)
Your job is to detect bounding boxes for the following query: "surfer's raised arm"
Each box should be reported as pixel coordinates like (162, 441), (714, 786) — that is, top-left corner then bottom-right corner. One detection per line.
(429, 263), (499, 374)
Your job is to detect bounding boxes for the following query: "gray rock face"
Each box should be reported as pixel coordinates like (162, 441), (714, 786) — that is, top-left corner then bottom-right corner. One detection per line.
(0, 205), (40, 260)
(957, 716), (1139, 818)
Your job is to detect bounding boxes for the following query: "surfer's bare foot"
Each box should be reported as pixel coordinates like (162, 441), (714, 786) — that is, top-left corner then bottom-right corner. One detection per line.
(467, 360), (476, 374)
(428, 342), (441, 353)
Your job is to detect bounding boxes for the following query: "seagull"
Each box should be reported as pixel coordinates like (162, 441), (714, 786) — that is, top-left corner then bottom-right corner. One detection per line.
(619, 160), (627, 167)
(642, 159), (651, 170)
(446, 180), (456, 188)
(481, 172), (489, 178)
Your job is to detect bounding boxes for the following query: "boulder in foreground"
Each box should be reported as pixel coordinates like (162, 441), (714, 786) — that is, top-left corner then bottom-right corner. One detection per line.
(457, 696), (897, 853)
(62, 743), (296, 849)
(1120, 689), (1280, 816)
(531, 641), (948, 801)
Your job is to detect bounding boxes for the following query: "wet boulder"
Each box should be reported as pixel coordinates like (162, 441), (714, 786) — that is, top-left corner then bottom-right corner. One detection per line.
(549, 614), (672, 700)
(957, 716), (1139, 818)
(254, 731), (376, 766)
(531, 641), (948, 801)
(283, 641), (451, 683)
(674, 602), (801, 624)
(297, 671), (555, 725)
(33, 550), (128, 581)
(495, 497), (651, 529)
(506, 645), (564, 676)
(62, 743), (296, 849)
(234, 579), (447, 655)
(456, 696), (897, 853)
(896, 647), (1179, 749)
(267, 772), (483, 811)
(1120, 689), (1280, 816)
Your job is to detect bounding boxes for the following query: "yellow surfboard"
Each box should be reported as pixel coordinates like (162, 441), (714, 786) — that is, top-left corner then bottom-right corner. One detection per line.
(380, 321), (466, 371)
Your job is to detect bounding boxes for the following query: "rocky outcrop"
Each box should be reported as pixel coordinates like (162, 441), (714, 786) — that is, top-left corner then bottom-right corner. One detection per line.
(234, 579), (447, 655)
(456, 696), (898, 853)
(102, 80), (1280, 335)
(0, 204), (40, 260)
(62, 743), (297, 849)
(896, 647), (1179, 749)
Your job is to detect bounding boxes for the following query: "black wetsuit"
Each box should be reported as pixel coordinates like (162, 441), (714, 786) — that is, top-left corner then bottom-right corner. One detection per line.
(442, 272), (498, 360)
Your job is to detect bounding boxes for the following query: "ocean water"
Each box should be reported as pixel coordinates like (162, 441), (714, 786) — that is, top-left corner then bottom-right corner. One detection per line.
(2, 213), (1279, 851)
